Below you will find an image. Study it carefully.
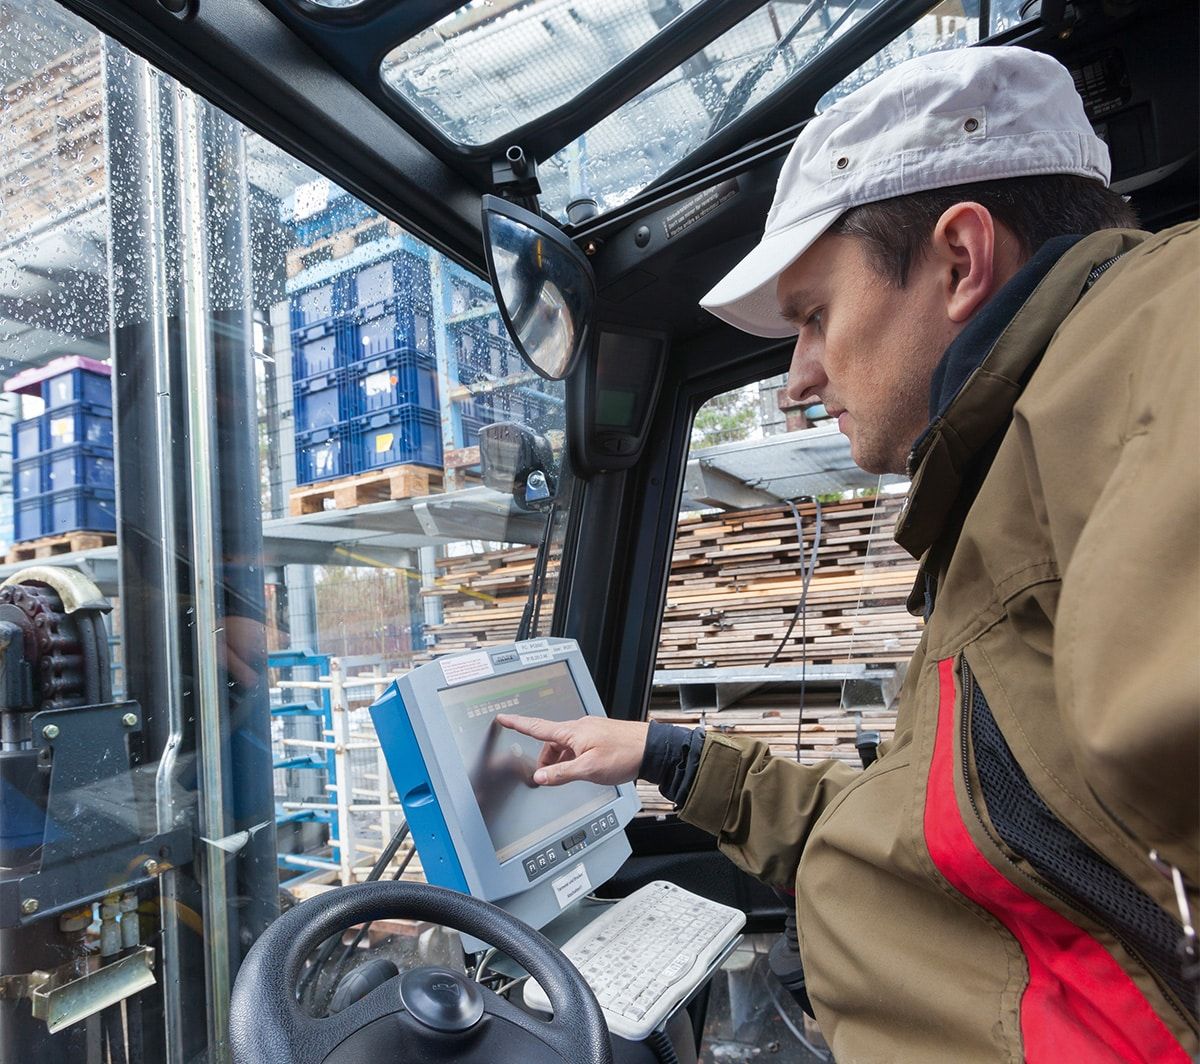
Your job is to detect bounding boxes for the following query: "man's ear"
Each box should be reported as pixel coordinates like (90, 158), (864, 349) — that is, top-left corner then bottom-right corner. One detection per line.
(929, 203), (1001, 324)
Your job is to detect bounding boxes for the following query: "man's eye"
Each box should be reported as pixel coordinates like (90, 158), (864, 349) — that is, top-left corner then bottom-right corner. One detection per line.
(804, 309), (824, 330)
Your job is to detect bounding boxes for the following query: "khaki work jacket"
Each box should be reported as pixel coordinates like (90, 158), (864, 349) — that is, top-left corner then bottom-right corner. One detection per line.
(678, 224), (1200, 1062)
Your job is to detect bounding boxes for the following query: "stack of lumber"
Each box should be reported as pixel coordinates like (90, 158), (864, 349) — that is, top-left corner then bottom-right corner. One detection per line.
(637, 686), (899, 817)
(420, 495), (922, 669)
(420, 545), (544, 655)
(658, 496), (921, 668)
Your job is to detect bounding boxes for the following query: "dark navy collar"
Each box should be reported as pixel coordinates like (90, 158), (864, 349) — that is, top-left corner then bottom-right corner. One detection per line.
(926, 234), (1083, 424)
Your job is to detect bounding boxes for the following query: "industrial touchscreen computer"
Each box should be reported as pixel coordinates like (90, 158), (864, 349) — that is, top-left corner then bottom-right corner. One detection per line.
(370, 638), (640, 942)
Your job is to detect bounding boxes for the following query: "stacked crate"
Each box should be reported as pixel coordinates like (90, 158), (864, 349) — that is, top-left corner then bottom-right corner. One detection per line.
(444, 304), (560, 448)
(286, 180), (564, 492)
(291, 274), (357, 485)
(289, 238), (442, 486)
(344, 251), (442, 476)
(5, 356), (116, 541)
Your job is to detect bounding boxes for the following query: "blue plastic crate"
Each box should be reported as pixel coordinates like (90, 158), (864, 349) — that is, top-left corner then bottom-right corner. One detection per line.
(293, 370), (351, 433)
(349, 350), (437, 415)
(354, 300), (432, 361)
(295, 424), (352, 485)
(352, 404), (442, 472)
(453, 322), (515, 380)
(44, 367), (112, 410)
(14, 457), (43, 498)
(46, 444), (116, 493)
(15, 496), (46, 542)
(456, 413), (488, 450)
(46, 403), (113, 451)
(292, 319), (354, 379)
(14, 417), (42, 460)
(456, 390), (494, 424)
(46, 488), (116, 535)
(350, 253), (432, 314)
(289, 277), (350, 332)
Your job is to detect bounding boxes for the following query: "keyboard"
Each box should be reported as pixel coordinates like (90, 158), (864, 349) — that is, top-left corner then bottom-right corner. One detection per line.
(522, 880), (745, 1041)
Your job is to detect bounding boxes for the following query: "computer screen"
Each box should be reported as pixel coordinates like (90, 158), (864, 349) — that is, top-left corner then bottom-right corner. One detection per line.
(371, 637), (640, 942)
(439, 661), (618, 863)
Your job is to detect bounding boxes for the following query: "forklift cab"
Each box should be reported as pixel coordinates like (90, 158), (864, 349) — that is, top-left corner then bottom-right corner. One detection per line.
(0, 1), (1194, 1061)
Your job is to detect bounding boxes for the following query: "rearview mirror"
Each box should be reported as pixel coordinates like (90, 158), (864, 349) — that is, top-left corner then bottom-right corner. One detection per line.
(481, 195), (595, 381)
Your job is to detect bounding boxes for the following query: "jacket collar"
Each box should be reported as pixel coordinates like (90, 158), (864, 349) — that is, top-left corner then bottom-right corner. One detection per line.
(895, 228), (1149, 560)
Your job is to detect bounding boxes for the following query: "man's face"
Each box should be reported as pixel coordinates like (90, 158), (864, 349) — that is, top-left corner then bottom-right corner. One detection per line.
(778, 232), (958, 476)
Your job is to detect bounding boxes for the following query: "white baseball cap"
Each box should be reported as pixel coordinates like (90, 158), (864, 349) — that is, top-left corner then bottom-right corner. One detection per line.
(700, 46), (1111, 337)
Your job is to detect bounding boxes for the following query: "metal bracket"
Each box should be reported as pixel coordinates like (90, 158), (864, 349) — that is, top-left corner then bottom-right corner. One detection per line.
(1, 946), (158, 1033)
(0, 699), (193, 927)
(491, 145), (541, 208)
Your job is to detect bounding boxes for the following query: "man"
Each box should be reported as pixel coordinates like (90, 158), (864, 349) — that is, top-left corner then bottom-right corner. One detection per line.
(500, 46), (1199, 1061)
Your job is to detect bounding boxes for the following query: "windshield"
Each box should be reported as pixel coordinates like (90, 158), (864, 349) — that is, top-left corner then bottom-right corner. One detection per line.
(0, 0), (571, 1057)
(382, 0), (707, 148)
(383, 0), (987, 220)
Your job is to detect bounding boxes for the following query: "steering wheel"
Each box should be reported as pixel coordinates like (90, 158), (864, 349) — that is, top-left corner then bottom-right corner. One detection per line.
(229, 881), (613, 1064)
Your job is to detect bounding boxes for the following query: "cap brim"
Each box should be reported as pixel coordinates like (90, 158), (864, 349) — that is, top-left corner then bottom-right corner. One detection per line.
(699, 205), (844, 338)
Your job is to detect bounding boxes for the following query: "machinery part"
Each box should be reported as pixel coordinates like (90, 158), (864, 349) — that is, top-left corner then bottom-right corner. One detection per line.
(0, 700), (190, 928)
(0, 567), (113, 616)
(0, 945), (157, 1034)
(229, 881), (613, 1064)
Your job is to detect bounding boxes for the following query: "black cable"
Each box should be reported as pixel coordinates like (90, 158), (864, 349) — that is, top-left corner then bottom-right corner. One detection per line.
(646, 1027), (681, 1064)
(320, 842), (419, 1010)
(765, 497), (823, 669)
(518, 503), (557, 642)
(296, 822), (409, 1007)
(762, 497), (823, 764)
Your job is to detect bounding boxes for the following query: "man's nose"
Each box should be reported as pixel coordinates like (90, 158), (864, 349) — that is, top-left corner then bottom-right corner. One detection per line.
(786, 338), (826, 405)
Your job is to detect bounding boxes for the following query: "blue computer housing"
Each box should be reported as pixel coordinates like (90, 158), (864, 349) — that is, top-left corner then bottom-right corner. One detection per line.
(370, 638), (640, 949)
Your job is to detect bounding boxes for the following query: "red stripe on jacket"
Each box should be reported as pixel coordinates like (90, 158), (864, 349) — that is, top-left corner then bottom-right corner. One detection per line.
(924, 656), (1187, 1063)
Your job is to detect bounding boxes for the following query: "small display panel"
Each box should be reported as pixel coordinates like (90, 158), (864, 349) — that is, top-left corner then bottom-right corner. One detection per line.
(593, 330), (663, 431)
(439, 661), (618, 863)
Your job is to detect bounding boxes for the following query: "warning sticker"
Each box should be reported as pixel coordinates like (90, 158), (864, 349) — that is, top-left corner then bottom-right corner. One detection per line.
(439, 650), (495, 686)
(551, 863), (592, 910)
(663, 179), (739, 240)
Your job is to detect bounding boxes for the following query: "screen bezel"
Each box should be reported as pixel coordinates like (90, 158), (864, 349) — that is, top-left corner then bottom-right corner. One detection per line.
(397, 640), (641, 906)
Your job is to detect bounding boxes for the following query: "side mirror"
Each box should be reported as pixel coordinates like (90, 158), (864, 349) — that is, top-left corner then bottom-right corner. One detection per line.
(481, 195), (596, 381)
(478, 421), (556, 512)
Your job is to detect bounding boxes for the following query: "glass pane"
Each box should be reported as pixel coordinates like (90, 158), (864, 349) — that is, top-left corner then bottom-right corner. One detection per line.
(814, 0), (980, 113)
(382, 0), (705, 148)
(649, 372), (915, 810)
(989, 0), (1033, 35)
(0, 0), (574, 1056)
(537, 0), (892, 220)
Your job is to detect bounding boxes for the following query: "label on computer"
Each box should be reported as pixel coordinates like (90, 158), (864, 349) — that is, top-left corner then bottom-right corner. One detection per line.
(551, 863), (591, 910)
(440, 651), (494, 686)
(515, 639), (554, 665)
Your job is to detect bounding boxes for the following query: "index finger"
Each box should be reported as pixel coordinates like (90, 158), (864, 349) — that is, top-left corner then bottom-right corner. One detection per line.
(495, 714), (566, 743)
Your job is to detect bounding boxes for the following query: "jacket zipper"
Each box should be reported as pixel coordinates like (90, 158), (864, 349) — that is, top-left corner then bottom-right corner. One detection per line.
(956, 657), (1193, 1029)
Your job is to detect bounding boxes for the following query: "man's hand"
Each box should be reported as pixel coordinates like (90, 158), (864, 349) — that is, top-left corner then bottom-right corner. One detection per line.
(495, 714), (649, 787)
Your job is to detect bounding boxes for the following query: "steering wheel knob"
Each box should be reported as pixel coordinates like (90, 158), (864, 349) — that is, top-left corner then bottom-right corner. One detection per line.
(398, 967), (485, 1032)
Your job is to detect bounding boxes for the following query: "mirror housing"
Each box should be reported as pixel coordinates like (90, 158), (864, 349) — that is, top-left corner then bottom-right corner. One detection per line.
(481, 195), (596, 381)
(479, 421), (556, 512)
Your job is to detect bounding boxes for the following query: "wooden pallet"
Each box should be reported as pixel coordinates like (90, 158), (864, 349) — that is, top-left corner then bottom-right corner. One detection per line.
(285, 216), (403, 278)
(6, 531), (116, 563)
(289, 465), (443, 515)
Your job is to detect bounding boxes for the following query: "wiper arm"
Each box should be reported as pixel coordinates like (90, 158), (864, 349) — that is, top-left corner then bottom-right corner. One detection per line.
(707, 0), (865, 138)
